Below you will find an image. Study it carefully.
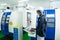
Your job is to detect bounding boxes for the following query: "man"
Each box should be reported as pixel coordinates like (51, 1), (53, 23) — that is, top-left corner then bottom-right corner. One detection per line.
(37, 9), (47, 40)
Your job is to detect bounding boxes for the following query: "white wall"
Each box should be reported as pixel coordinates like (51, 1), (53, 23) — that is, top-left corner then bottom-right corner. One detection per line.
(28, 0), (60, 9)
(55, 8), (60, 40)
(50, 1), (60, 9)
(54, 1), (60, 8)
(28, 0), (50, 9)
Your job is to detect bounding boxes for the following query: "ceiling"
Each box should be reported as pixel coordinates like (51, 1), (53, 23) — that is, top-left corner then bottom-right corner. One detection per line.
(0, 0), (60, 9)
(0, 0), (18, 5)
(0, 0), (60, 6)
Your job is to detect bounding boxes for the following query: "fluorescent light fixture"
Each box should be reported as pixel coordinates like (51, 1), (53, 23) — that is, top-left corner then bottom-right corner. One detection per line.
(0, 3), (7, 6)
(18, 0), (29, 2)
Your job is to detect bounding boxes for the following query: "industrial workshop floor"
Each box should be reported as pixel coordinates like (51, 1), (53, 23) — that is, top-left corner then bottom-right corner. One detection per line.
(0, 31), (30, 40)
(0, 31), (5, 39)
(23, 32), (30, 40)
(0, 31), (13, 40)
(0, 31), (53, 40)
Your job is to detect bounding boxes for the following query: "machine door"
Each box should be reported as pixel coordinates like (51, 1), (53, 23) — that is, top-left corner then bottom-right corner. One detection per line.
(44, 9), (55, 40)
(1, 12), (11, 35)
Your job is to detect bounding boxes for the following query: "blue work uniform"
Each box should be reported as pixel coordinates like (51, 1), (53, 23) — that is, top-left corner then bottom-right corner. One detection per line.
(37, 15), (47, 37)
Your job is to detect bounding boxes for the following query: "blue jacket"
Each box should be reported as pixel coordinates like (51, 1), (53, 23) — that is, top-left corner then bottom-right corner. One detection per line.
(37, 15), (47, 37)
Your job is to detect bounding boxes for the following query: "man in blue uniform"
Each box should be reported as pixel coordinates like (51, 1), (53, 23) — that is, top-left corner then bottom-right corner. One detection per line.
(37, 9), (47, 40)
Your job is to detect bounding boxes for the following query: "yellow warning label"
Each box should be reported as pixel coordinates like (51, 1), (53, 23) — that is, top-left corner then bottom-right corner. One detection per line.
(14, 24), (21, 28)
(9, 22), (13, 25)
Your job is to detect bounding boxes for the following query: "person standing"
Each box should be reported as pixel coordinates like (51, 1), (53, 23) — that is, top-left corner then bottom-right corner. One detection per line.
(36, 9), (47, 40)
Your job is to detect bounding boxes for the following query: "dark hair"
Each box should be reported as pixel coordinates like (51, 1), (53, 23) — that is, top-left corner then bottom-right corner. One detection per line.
(7, 7), (10, 9)
(37, 10), (42, 13)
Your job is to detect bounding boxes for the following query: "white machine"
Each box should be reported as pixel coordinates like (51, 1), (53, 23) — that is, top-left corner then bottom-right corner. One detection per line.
(9, 8), (24, 40)
(9, 0), (28, 40)
(0, 0), (36, 40)
(23, 5), (37, 37)
(0, 10), (3, 31)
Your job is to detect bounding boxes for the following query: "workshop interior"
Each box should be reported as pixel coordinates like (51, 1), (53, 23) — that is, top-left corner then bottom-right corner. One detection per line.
(0, 0), (60, 40)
